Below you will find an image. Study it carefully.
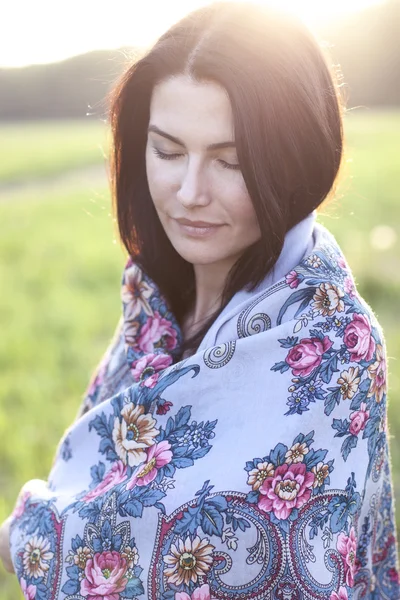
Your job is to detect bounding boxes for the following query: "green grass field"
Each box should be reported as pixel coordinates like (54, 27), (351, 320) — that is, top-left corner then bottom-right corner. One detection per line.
(0, 112), (399, 597)
(0, 120), (108, 182)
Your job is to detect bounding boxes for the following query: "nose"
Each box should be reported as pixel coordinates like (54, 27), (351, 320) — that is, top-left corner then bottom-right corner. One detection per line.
(176, 157), (211, 208)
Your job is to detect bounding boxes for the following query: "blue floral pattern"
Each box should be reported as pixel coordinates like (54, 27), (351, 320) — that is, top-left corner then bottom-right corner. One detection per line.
(9, 222), (399, 599)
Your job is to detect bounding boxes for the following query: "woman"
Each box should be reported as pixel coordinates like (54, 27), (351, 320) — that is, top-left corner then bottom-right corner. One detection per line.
(1, 2), (399, 598)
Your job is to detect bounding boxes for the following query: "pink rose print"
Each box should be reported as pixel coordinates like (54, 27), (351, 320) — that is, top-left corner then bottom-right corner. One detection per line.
(176, 584), (216, 600)
(20, 578), (37, 600)
(137, 311), (177, 353)
(258, 462), (315, 520)
(343, 313), (376, 363)
(349, 402), (370, 436)
(131, 353), (172, 388)
(80, 550), (128, 599)
(330, 586), (348, 600)
(127, 441), (173, 489)
(337, 527), (358, 587)
(285, 270), (300, 289)
(286, 336), (333, 377)
(83, 461), (128, 502)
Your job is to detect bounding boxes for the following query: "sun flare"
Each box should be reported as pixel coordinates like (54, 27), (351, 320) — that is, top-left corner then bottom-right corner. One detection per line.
(0, 0), (385, 68)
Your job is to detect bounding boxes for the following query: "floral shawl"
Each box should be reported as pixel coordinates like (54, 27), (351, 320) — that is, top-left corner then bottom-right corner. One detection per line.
(9, 215), (400, 600)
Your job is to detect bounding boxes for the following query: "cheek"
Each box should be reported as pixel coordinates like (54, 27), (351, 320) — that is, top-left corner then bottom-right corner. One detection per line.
(227, 184), (260, 234)
(145, 149), (173, 208)
(241, 206), (261, 243)
(145, 150), (161, 198)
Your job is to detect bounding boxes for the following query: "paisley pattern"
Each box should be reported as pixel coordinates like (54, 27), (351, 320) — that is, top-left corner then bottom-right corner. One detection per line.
(8, 220), (400, 600)
(148, 430), (359, 600)
(203, 342), (236, 369)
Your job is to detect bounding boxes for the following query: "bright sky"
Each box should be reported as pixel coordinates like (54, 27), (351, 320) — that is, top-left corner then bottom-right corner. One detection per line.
(1, 0), (385, 68)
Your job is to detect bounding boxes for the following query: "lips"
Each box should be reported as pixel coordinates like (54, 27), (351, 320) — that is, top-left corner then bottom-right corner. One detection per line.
(175, 218), (222, 227)
(173, 217), (224, 238)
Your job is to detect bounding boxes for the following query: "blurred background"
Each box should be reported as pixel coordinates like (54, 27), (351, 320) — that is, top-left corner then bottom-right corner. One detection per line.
(0, 0), (399, 596)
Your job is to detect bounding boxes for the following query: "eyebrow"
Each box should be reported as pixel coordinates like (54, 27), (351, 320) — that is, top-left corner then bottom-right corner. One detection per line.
(147, 124), (236, 150)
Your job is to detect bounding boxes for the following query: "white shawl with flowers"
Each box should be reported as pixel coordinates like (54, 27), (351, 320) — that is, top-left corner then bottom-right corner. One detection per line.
(9, 213), (400, 600)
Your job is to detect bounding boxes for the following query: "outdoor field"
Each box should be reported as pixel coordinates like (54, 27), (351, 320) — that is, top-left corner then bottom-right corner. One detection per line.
(0, 111), (399, 597)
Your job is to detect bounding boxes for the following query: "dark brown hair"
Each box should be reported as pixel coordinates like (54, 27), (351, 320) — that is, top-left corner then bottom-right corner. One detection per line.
(108, 1), (346, 357)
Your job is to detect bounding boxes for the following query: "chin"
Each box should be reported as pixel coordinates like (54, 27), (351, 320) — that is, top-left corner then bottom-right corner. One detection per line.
(177, 250), (225, 266)
(171, 241), (229, 266)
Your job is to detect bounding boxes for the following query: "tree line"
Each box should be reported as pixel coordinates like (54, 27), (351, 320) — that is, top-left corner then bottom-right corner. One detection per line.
(0, 0), (398, 121)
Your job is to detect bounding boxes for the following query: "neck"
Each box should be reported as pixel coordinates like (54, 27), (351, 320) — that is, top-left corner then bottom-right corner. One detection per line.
(185, 256), (237, 334)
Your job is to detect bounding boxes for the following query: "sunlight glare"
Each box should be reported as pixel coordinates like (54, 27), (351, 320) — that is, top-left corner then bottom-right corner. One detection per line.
(0, 0), (385, 68)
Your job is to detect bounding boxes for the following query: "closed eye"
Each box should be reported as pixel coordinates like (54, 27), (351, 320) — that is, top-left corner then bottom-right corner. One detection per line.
(152, 148), (240, 171)
(218, 159), (241, 171)
(152, 148), (182, 161)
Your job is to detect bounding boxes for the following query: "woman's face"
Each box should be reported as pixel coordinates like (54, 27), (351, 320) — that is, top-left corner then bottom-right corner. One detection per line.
(145, 75), (261, 268)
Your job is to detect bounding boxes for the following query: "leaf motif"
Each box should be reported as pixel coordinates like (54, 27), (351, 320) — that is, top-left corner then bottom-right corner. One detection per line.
(207, 495), (228, 512)
(236, 517), (251, 532)
(139, 488), (166, 507)
(304, 447), (328, 469)
(123, 499), (143, 518)
(105, 449), (119, 462)
(65, 565), (79, 580)
(89, 413), (112, 437)
(302, 431), (315, 445)
(324, 387), (342, 416)
(348, 491), (361, 515)
(277, 287), (316, 325)
(319, 353), (339, 384)
(329, 499), (348, 533)
(363, 417), (379, 440)
(162, 590), (177, 600)
(191, 446), (211, 460)
(90, 462), (106, 485)
(165, 417), (174, 437)
(174, 504), (202, 536)
(246, 490), (259, 504)
(173, 457), (194, 468)
(350, 378), (372, 410)
(341, 435), (358, 461)
(174, 406), (192, 429)
(145, 365), (200, 403)
(101, 519), (112, 539)
(309, 329), (325, 340)
(332, 418), (350, 437)
(71, 535), (83, 552)
(99, 437), (114, 455)
(111, 393), (126, 416)
(163, 462), (176, 478)
(269, 442), (288, 466)
(172, 445), (190, 458)
(277, 336), (299, 348)
(112, 533), (122, 552)
(124, 576), (145, 598)
(61, 579), (80, 596)
(154, 501), (166, 514)
(201, 503), (224, 537)
(34, 584), (49, 600)
(271, 361), (290, 373)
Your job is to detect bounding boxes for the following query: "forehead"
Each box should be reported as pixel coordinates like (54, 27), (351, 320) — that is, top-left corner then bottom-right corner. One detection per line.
(149, 75), (235, 144)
